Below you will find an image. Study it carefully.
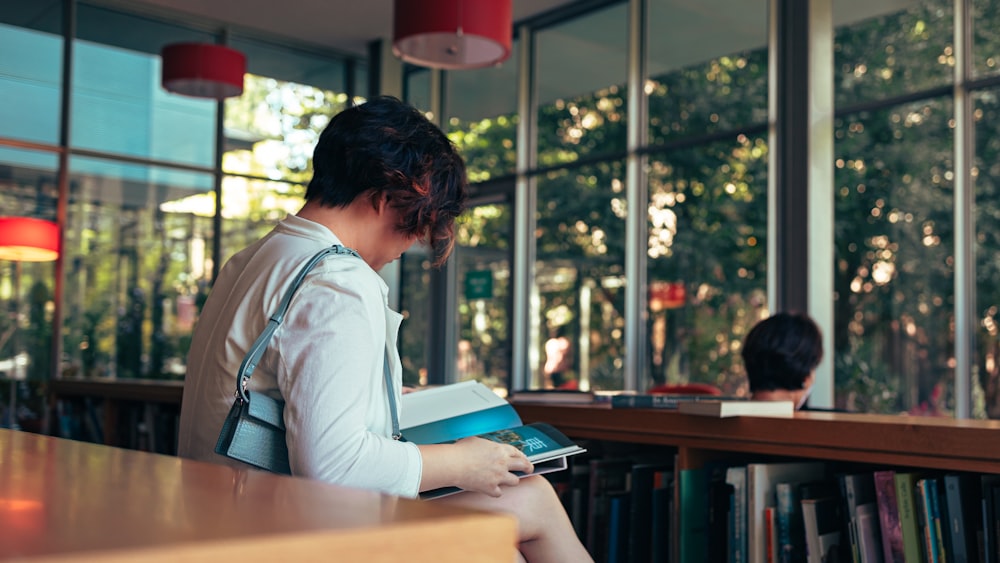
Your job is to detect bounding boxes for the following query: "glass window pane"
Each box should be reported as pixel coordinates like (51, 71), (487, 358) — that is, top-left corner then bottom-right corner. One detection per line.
(536, 3), (628, 165)
(646, 136), (768, 395)
(63, 155), (214, 379)
(833, 98), (954, 414)
(646, 0), (768, 144)
(71, 42), (217, 167)
(355, 62), (370, 101)
(974, 88), (1000, 419)
(0, 20), (62, 144)
(217, 176), (304, 265)
(405, 67), (433, 114)
(230, 36), (347, 95)
(223, 74), (350, 181)
(73, 5), (216, 166)
(446, 41), (519, 180)
(0, 146), (59, 431)
(399, 247), (431, 387)
(454, 201), (513, 390)
(534, 160), (626, 391)
(833, 0), (953, 108)
(224, 36), (352, 183)
(0, 147), (59, 219)
(972, 0), (1000, 79)
(76, 4), (210, 55)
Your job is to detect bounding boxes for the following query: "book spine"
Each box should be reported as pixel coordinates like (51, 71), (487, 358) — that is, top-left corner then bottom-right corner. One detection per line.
(680, 468), (709, 563)
(726, 466), (747, 563)
(801, 499), (822, 563)
(840, 475), (859, 563)
(765, 506), (776, 563)
(916, 479), (938, 563)
(928, 478), (950, 563)
(873, 470), (904, 563)
(895, 473), (924, 563)
(983, 474), (1000, 563)
(775, 482), (800, 563)
(943, 475), (969, 563)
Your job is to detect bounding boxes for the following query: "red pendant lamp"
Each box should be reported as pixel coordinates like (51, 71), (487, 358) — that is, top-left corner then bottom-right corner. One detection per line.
(161, 43), (246, 99)
(0, 217), (59, 263)
(393, 0), (512, 70)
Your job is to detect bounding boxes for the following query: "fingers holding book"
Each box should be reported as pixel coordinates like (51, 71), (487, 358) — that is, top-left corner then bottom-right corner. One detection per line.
(453, 437), (535, 497)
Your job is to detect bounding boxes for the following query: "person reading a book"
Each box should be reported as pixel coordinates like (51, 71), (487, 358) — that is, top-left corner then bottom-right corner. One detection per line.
(741, 311), (823, 410)
(178, 96), (590, 563)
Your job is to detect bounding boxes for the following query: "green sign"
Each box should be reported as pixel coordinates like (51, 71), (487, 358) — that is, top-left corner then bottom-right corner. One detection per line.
(464, 270), (494, 300)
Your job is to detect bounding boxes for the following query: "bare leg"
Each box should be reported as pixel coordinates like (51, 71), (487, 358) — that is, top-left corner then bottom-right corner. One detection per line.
(433, 475), (592, 563)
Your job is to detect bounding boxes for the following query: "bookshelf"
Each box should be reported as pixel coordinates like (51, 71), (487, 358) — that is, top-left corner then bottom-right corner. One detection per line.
(47, 377), (183, 453)
(515, 403), (1000, 563)
(1, 428), (518, 562)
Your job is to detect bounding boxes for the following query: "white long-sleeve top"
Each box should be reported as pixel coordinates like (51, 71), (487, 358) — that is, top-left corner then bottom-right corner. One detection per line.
(177, 214), (422, 497)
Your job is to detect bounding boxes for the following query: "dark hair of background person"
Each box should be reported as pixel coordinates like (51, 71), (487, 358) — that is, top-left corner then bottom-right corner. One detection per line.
(741, 311), (823, 392)
(305, 95), (468, 267)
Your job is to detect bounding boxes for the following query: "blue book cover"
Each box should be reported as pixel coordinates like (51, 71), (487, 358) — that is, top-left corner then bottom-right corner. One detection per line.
(402, 403), (523, 444)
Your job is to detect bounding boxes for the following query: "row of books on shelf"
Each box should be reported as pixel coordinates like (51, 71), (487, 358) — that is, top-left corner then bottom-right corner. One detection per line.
(510, 390), (797, 417)
(546, 446), (1000, 563)
(689, 459), (1000, 563)
(546, 445), (678, 563)
(53, 397), (180, 454)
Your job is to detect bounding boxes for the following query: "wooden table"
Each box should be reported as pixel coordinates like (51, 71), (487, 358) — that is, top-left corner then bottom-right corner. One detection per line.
(0, 429), (518, 562)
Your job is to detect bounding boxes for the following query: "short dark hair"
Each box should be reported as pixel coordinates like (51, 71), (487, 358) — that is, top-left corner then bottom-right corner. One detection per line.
(741, 311), (823, 392)
(305, 96), (467, 266)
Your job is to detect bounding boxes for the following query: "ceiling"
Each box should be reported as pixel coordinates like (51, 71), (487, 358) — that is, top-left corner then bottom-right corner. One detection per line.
(126, 0), (582, 57)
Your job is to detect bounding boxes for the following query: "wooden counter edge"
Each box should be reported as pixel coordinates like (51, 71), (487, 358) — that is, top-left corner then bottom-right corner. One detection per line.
(25, 510), (518, 563)
(513, 402), (1000, 473)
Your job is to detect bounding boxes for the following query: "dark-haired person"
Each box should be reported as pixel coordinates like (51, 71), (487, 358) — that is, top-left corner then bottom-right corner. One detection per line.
(741, 311), (823, 410)
(178, 96), (590, 562)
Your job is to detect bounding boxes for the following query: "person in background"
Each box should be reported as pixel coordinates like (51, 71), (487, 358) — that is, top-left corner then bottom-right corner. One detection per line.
(543, 325), (574, 389)
(178, 96), (590, 563)
(741, 311), (823, 410)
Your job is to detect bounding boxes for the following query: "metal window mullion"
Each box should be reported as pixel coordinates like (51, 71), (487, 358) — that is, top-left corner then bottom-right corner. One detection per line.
(50, 0), (76, 397)
(624, 0), (648, 392)
(953, 0), (974, 419)
(512, 25), (537, 391)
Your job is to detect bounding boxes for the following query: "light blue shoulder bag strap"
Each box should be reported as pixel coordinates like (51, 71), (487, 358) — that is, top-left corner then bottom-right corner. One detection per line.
(233, 244), (401, 439)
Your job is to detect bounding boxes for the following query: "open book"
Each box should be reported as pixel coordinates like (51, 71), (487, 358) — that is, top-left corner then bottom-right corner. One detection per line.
(401, 380), (586, 499)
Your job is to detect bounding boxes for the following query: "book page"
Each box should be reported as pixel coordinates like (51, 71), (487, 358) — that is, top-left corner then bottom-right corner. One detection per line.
(400, 380), (509, 429)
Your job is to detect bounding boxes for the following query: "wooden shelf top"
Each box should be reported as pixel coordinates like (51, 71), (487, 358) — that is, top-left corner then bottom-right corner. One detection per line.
(0, 429), (517, 562)
(513, 403), (1000, 474)
(48, 377), (184, 404)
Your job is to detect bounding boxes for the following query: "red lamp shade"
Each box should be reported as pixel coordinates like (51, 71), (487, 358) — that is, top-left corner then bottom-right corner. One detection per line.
(161, 43), (246, 99)
(0, 217), (60, 262)
(393, 0), (512, 70)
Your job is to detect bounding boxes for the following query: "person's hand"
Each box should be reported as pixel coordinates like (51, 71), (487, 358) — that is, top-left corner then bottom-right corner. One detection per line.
(450, 437), (534, 497)
(401, 385), (418, 394)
